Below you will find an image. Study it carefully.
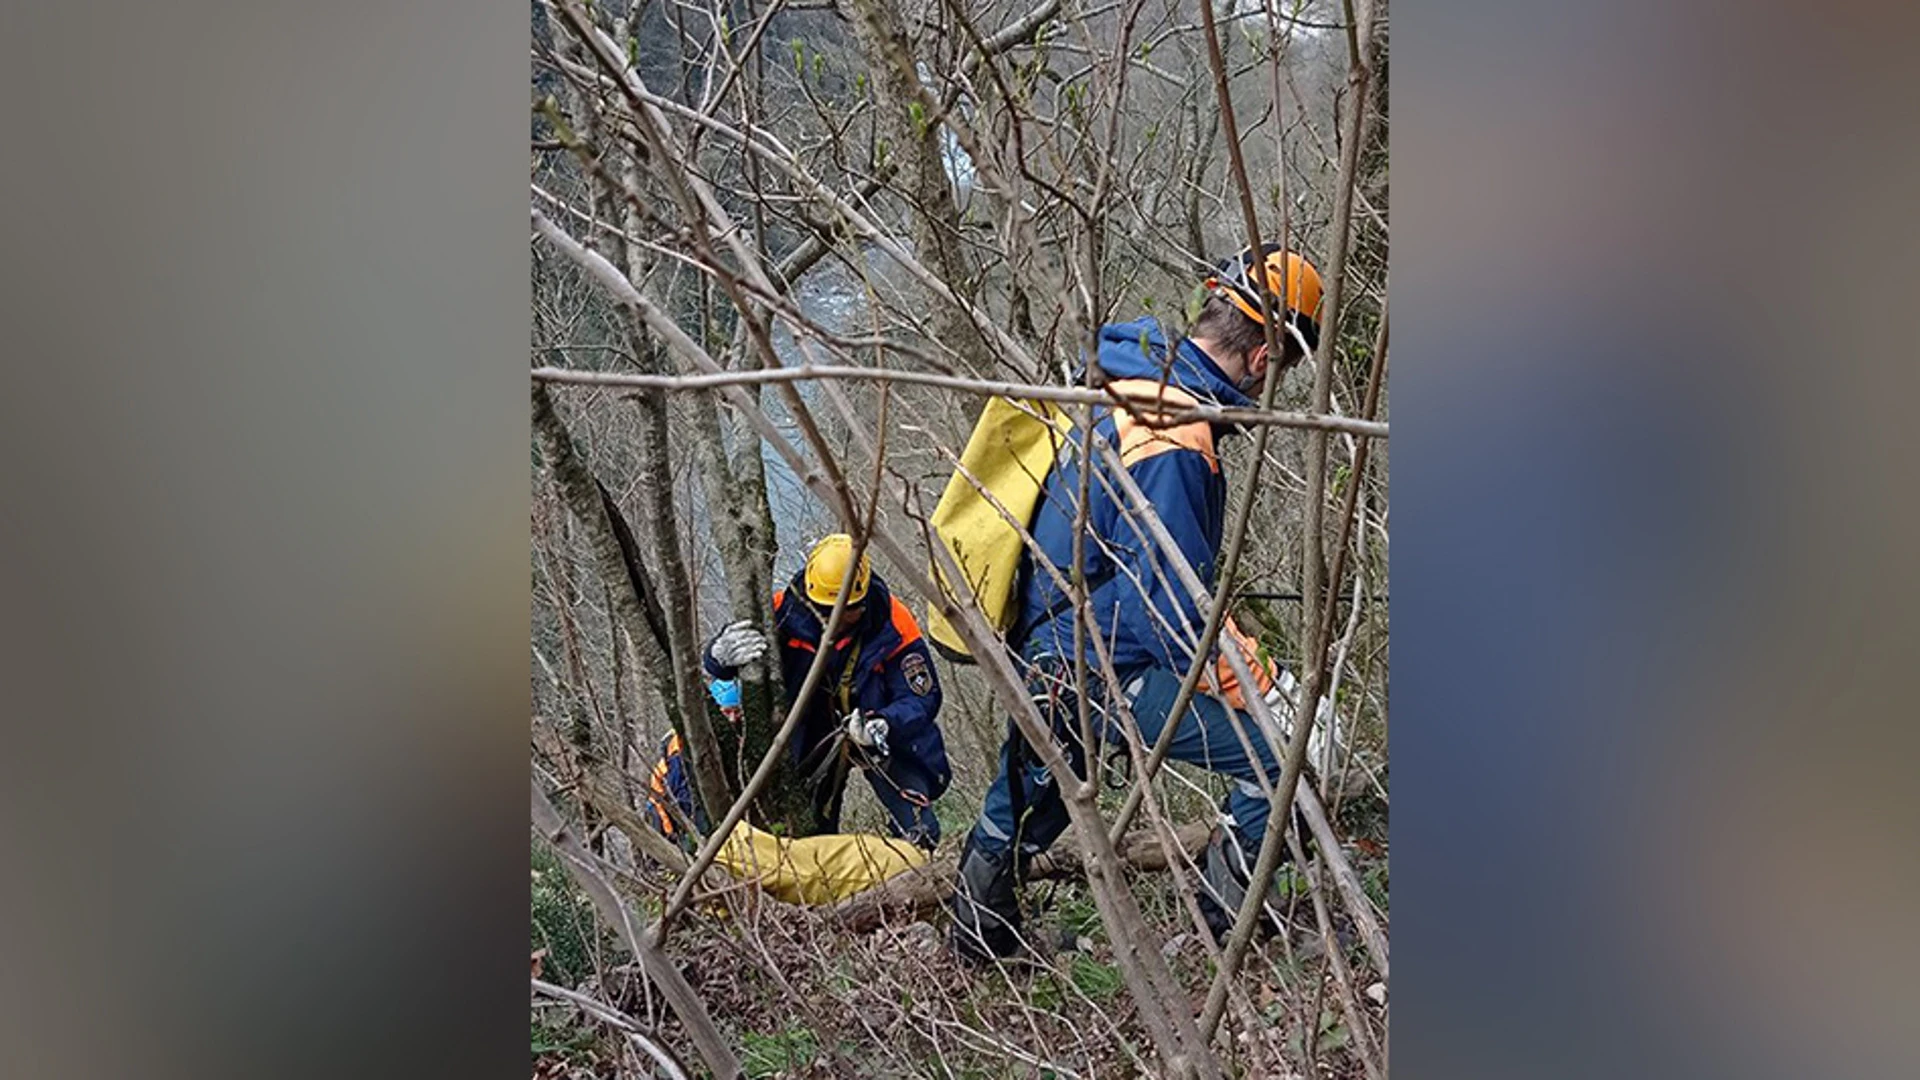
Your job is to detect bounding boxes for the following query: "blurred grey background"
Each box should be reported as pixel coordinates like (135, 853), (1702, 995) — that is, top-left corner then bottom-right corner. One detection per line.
(0, 2), (527, 1077)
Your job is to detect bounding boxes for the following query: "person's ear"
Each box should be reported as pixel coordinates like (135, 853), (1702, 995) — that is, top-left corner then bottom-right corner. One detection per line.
(1248, 342), (1270, 379)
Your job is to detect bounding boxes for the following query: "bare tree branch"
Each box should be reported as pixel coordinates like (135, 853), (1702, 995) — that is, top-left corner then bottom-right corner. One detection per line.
(531, 364), (1389, 438)
(532, 779), (742, 1079)
(532, 977), (694, 1080)
(1200, 0), (1385, 1039)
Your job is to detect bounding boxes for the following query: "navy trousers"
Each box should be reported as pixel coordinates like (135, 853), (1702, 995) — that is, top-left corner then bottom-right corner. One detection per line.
(967, 659), (1287, 862)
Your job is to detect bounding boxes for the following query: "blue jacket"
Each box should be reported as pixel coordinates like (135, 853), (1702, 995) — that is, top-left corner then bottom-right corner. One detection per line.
(648, 730), (702, 839)
(1016, 317), (1252, 677)
(704, 571), (951, 798)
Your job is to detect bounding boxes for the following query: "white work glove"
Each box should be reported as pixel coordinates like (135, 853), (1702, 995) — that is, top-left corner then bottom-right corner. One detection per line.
(1262, 669), (1343, 770)
(844, 710), (889, 757)
(709, 620), (768, 668)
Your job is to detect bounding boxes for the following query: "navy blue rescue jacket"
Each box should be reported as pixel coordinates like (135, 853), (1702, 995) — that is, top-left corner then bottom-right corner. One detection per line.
(704, 571), (951, 798)
(1016, 317), (1254, 677)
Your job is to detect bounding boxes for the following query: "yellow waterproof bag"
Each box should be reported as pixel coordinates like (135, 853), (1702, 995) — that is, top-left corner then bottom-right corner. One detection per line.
(714, 822), (929, 905)
(924, 396), (1072, 662)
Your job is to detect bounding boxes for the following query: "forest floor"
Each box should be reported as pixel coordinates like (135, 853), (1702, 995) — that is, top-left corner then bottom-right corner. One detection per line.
(534, 775), (1387, 1079)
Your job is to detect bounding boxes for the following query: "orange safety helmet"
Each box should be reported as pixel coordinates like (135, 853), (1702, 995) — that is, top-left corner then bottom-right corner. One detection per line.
(1204, 244), (1325, 352)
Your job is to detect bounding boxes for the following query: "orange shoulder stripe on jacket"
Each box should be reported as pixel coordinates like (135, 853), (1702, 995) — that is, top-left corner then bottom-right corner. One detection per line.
(886, 595), (924, 656)
(1106, 378), (1218, 472)
(1117, 417), (1217, 471)
(648, 744), (675, 833)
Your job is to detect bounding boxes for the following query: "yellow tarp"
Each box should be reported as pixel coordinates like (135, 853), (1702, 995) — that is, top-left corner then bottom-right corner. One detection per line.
(925, 396), (1072, 660)
(713, 822), (930, 905)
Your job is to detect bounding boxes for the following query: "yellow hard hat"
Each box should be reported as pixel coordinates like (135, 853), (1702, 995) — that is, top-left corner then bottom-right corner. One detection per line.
(803, 533), (871, 607)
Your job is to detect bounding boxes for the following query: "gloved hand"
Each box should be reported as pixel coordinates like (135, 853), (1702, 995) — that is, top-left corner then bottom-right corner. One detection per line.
(1260, 669), (1342, 766)
(1260, 670), (1298, 721)
(844, 710), (889, 757)
(709, 620), (768, 668)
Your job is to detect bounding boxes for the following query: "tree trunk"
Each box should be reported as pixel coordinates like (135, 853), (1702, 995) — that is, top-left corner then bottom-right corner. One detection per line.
(627, 331), (752, 818)
(532, 383), (733, 820)
(828, 820), (1215, 932)
(844, 0), (993, 376)
(683, 380), (818, 833)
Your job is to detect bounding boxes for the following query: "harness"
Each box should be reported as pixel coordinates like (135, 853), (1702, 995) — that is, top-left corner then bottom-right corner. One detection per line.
(794, 633), (866, 830)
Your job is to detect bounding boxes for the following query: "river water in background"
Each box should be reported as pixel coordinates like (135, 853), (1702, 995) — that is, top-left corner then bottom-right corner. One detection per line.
(760, 252), (873, 583)
(752, 134), (974, 585)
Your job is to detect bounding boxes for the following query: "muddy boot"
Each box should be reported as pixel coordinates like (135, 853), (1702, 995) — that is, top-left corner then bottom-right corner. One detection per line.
(948, 833), (1021, 961)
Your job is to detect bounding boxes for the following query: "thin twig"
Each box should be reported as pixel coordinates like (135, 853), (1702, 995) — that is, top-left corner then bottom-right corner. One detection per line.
(531, 781), (741, 1078)
(531, 364), (1388, 438)
(531, 977), (693, 1080)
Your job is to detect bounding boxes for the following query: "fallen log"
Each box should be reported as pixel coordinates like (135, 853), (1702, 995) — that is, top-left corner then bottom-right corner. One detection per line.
(827, 820), (1215, 933)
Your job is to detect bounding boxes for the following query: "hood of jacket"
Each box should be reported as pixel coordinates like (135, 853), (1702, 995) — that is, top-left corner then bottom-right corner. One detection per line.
(1091, 317), (1255, 410)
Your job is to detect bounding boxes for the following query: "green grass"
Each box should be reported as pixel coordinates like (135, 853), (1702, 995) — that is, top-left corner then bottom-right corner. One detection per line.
(741, 1025), (819, 1078)
(1029, 954), (1123, 1012)
(1362, 862), (1389, 912)
(530, 1017), (597, 1057)
(933, 792), (979, 843)
(532, 838), (622, 985)
(1053, 885), (1101, 938)
(1066, 955), (1122, 1001)
(1286, 1008), (1352, 1058)
(1030, 975), (1063, 1011)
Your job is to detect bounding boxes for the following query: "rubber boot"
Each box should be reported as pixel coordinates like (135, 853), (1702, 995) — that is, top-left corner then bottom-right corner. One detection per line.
(948, 833), (1021, 961)
(1195, 827), (1248, 942)
(1194, 826), (1289, 945)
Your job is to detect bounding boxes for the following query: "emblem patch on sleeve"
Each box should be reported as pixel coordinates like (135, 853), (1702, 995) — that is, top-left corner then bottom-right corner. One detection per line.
(902, 652), (933, 696)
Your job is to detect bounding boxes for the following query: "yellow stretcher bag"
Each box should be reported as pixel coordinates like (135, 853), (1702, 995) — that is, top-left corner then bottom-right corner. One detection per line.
(924, 396), (1072, 662)
(713, 822), (930, 905)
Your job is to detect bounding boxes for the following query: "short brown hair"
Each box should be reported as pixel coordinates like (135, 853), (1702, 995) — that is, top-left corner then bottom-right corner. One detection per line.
(1190, 294), (1306, 367)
